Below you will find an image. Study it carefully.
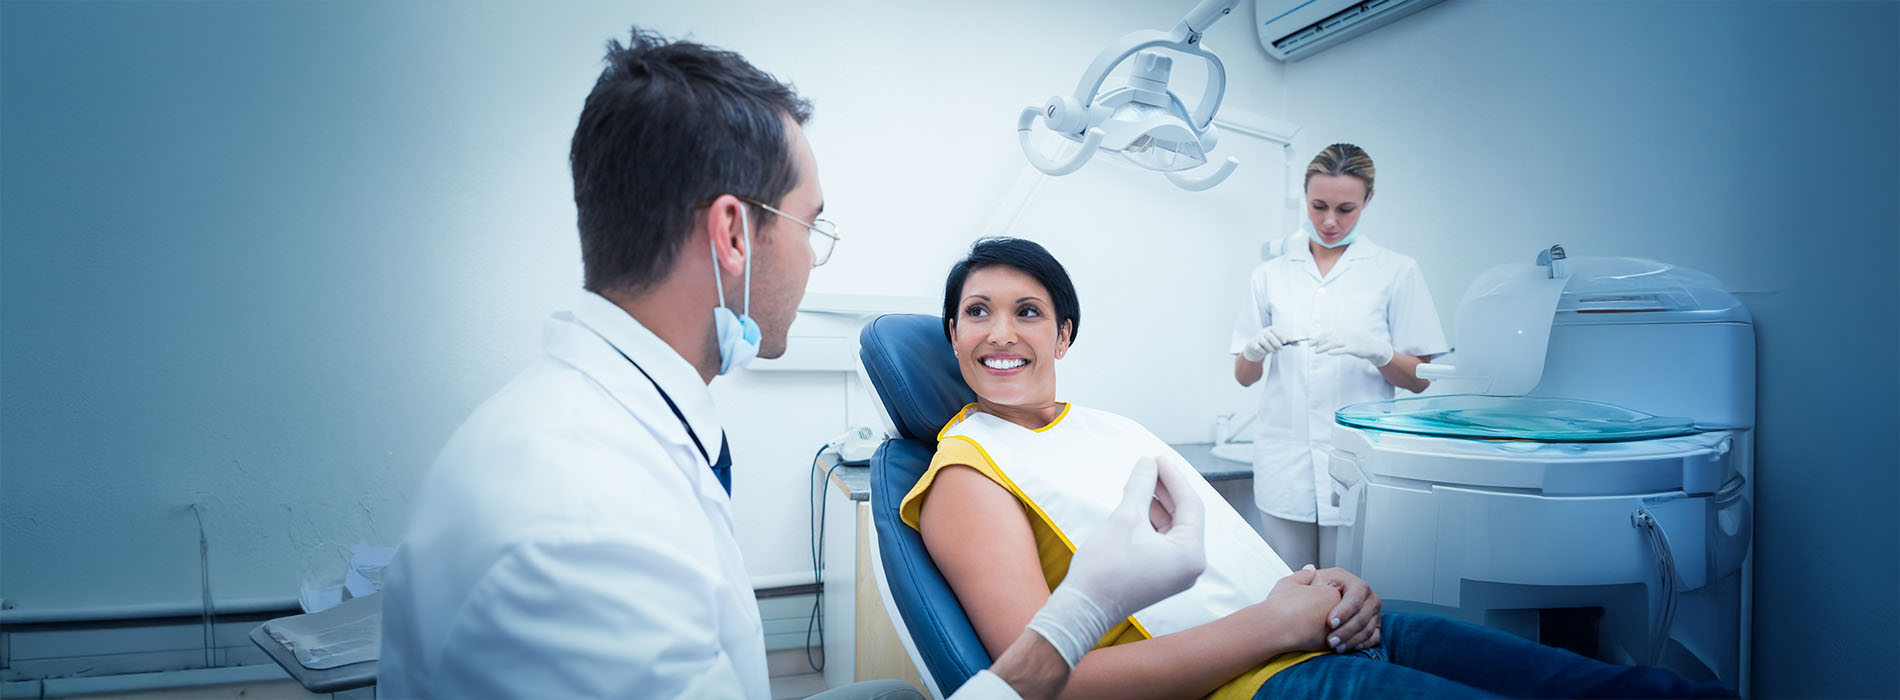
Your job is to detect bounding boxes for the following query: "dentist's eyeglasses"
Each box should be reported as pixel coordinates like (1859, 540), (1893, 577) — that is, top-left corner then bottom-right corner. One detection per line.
(710, 198), (836, 268)
(741, 198), (838, 268)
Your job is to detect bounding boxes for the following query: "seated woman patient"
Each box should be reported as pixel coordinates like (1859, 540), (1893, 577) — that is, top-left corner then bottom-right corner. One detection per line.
(902, 236), (1734, 700)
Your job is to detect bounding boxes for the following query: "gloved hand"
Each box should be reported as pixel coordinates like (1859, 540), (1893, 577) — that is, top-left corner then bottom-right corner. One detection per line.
(1241, 326), (1293, 363)
(1311, 328), (1394, 367)
(1026, 454), (1207, 668)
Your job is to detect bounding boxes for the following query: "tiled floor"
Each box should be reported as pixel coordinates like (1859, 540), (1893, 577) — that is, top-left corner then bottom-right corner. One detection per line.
(768, 647), (830, 700)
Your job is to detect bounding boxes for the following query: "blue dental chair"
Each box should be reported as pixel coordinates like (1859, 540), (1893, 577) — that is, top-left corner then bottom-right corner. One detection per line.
(857, 314), (990, 698)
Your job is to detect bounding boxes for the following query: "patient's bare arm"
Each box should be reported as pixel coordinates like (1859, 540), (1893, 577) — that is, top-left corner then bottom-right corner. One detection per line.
(985, 629), (1071, 700)
(920, 465), (1341, 700)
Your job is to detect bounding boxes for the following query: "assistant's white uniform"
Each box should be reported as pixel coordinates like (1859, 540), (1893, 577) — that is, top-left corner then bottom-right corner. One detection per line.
(380, 292), (767, 699)
(1230, 234), (1449, 525)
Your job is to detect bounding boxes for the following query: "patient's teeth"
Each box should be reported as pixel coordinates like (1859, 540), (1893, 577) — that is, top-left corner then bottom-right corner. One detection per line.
(983, 358), (1027, 370)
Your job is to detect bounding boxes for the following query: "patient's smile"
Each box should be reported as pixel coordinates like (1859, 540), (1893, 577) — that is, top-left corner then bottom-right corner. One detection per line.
(982, 355), (1028, 372)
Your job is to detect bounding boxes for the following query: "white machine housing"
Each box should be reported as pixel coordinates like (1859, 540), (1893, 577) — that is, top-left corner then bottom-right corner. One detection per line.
(1328, 249), (1754, 690)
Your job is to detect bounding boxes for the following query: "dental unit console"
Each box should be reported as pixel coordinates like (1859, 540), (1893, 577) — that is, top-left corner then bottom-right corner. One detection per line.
(1328, 244), (1755, 692)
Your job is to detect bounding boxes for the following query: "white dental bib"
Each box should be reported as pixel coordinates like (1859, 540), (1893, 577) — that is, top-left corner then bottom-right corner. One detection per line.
(939, 404), (1293, 637)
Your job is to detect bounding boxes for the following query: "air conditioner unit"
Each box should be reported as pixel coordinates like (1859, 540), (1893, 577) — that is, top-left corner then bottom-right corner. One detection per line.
(1256, 0), (1447, 61)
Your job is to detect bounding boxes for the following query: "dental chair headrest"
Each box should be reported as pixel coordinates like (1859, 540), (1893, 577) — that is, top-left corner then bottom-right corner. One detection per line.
(858, 314), (975, 441)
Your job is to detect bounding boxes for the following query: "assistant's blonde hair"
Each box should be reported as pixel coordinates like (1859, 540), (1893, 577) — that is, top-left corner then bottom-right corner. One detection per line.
(1304, 143), (1375, 196)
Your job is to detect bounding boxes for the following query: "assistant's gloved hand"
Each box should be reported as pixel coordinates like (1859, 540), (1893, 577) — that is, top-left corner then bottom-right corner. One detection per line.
(1311, 328), (1394, 367)
(1241, 326), (1293, 363)
(1026, 454), (1207, 668)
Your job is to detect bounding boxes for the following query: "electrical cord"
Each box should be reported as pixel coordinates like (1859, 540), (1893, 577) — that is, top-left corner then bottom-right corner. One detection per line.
(806, 446), (841, 672)
(191, 503), (218, 668)
(1631, 508), (1680, 665)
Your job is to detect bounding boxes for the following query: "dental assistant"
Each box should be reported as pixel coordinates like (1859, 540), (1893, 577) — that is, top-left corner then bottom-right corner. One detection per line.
(1230, 144), (1449, 569)
(380, 28), (1205, 700)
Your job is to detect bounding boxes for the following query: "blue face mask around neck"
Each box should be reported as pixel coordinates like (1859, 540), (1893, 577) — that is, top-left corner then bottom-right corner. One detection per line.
(711, 207), (762, 375)
(1303, 217), (1363, 249)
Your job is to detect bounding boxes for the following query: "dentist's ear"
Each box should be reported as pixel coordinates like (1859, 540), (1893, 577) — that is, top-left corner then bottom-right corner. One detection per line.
(703, 194), (751, 278)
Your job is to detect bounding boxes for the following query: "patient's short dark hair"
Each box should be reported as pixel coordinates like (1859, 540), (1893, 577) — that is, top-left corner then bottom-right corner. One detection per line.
(941, 237), (1080, 346)
(571, 27), (813, 296)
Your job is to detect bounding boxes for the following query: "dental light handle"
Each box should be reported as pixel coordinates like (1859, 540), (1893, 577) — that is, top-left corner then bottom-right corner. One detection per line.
(1018, 106), (1104, 176)
(1167, 156), (1239, 191)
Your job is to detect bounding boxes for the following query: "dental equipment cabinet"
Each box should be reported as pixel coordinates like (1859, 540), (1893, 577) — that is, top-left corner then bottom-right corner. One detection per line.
(1329, 245), (1755, 693)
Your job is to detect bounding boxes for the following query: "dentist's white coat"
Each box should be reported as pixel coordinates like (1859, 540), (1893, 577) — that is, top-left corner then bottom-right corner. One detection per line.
(380, 292), (768, 699)
(379, 292), (1025, 699)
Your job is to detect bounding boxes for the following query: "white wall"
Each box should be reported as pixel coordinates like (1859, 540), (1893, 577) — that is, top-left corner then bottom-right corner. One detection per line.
(1273, 1), (1899, 695)
(0, 1), (1289, 610)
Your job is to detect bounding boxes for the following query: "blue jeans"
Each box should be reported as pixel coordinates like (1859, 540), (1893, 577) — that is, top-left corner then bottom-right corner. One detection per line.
(1256, 613), (1736, 698)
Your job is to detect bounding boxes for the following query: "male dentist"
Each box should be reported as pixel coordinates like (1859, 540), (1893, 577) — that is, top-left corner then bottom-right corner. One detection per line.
(380, 27), (1206, 700)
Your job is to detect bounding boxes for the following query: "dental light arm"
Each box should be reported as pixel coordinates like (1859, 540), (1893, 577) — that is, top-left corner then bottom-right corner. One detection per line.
(1019, 0), (1243, 191)
(1178, 0), (1242, 38)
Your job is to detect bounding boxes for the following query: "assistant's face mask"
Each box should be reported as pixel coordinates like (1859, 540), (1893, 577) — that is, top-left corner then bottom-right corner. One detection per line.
(711, 207), (762, 375)
(1303, 217), (1363, 249)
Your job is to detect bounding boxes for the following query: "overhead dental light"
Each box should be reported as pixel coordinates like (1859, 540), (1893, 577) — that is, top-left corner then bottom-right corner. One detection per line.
(1019, 0), (1243, 191)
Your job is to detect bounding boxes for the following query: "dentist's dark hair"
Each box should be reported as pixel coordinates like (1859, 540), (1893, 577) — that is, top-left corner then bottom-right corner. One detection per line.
(942, 237), (1080, 346)
(572, 27), (813, 296)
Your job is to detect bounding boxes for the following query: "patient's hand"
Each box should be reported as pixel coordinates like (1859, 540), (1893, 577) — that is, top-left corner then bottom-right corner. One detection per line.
(1252, 569), (1342, 653)
(1311, 568), (1382, 652)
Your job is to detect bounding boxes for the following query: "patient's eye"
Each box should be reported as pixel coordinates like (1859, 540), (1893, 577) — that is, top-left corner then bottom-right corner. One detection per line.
(964, 304), (988, 318)
(1338, 204), (1357, 213)
(1018, 305), (1043, 318)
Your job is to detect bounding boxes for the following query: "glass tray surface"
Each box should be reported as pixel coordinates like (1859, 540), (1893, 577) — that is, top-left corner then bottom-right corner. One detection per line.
(1336, 395), (1702, 442)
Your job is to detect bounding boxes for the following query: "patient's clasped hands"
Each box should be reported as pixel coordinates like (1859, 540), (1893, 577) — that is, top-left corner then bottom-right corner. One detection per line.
(1312, 566), (1382, 653)
(1260, 565), (1384, 655)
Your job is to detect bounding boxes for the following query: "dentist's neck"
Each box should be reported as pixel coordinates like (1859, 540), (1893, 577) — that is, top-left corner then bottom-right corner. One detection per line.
(601, 252), (724, 384)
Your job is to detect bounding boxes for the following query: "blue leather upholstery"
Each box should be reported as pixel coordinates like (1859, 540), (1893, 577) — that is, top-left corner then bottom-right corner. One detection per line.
(858, 314), (976, 441)
(858, 314), (990, 695)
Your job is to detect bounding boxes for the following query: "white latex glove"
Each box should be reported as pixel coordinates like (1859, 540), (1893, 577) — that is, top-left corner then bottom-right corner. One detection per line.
(1241, 326), (1292, 363)
(1310, 328), (1394, 367)
(1025, 454), (1207, 668)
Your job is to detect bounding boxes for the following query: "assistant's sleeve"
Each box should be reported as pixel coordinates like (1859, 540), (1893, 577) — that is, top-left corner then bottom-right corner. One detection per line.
(1387, 260), (1451, 359)
(1228, 265), (1272, 354)
(431, 536), (750, 699)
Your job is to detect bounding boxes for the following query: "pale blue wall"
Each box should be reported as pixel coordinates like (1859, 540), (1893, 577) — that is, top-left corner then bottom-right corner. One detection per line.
(0, 1), (608, 608)
(1276, 1), (1899, 696)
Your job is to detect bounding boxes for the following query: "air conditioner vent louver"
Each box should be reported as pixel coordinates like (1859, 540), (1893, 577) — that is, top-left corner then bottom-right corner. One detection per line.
(1258, 0), (1447, 61)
